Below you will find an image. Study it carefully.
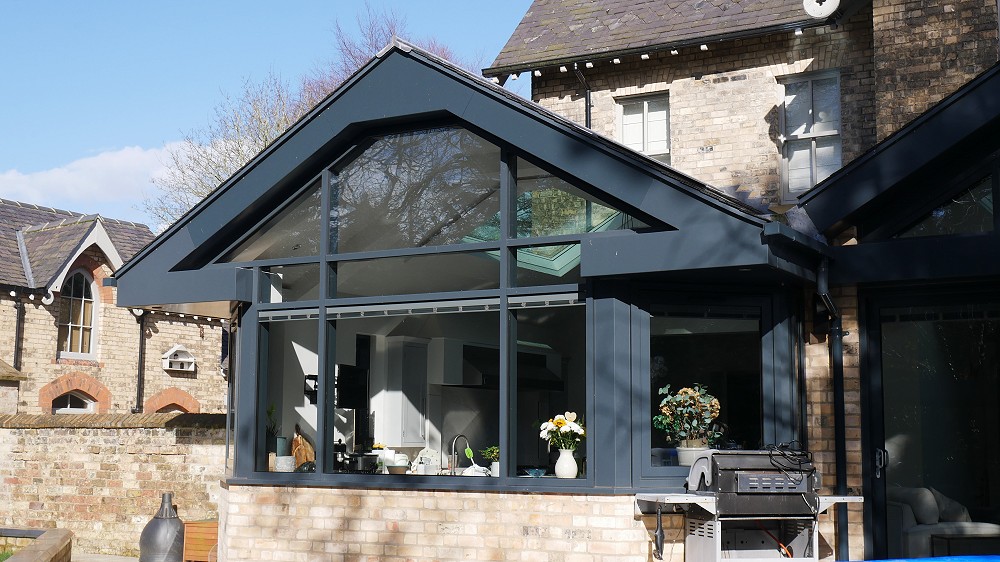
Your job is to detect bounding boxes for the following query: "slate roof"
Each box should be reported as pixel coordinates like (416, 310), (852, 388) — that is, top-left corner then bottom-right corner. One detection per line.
(0, 358), (26, 382)
(486, 0), (819, 75)
(0, 199), (154, 289)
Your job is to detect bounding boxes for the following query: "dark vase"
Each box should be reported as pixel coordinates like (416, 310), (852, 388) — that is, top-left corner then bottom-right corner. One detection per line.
(139, 492), (184, 562)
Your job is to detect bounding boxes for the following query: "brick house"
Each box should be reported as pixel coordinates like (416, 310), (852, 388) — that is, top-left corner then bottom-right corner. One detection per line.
(111, 1), (1000, 559)
(0, 199), (227, 415)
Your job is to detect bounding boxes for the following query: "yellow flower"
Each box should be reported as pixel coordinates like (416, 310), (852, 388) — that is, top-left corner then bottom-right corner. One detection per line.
(553, 418), (567, 428)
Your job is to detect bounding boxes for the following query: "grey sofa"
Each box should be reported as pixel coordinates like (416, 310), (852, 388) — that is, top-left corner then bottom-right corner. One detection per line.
(886, 486), (1000, 558)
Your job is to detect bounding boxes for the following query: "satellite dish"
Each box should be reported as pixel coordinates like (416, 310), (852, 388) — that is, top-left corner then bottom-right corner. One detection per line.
(803, 0), (839, 18)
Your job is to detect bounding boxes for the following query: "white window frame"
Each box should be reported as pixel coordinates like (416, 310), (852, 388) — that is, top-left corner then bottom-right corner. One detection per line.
(52, 390), (96, 414)
(57, 270), (99, 360)
(779, 71), (842, 203)
(619, 94), (671, 165)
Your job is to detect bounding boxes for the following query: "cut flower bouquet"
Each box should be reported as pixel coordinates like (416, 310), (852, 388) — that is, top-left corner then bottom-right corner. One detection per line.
(539, 411), (585, 450)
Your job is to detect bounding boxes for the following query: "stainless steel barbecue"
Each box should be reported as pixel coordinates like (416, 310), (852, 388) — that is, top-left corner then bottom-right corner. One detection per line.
(637, 448), (861, 562)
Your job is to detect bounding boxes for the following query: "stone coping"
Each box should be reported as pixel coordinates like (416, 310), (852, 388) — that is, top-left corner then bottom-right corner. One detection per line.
(0, 412), (225, 429)
(3, 527), (72, 562)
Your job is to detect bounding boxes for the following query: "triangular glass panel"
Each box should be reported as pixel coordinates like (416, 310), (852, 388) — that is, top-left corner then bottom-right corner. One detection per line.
(330, 127), (501, 254)
(220, 179), (323, 262)
(896, 175), (993, 238)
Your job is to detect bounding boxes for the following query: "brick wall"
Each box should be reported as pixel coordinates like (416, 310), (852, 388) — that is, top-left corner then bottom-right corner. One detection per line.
(873, 0), (999, 140)
(0, 413), (226, 557)
(5, 247), (226, 416)
(531, 11), (876, 210)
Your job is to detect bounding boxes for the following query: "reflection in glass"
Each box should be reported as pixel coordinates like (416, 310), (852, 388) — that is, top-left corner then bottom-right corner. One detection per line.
(649, 306), (762, 466)
(222, 181), (323, 262)
(329, 252), (501, 298)
(260, 264), (320, 303)
(514, 158), (648, 238)
(897, 176), (994, 238)
(330, 127), (501, 254)
(514, 245), (582, 286)
(323, 310), (500, 476)
(515, 305), (586, 478)
(880, 303), (1000, 558)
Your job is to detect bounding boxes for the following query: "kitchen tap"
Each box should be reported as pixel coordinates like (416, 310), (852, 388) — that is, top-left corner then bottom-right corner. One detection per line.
(449, 434), (470, 475)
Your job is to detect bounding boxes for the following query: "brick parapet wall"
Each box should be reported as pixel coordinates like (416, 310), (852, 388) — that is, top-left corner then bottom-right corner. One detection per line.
(0, 413), (226, 557)
(873, 0), (999, 140)
(531, 12), (876, 210)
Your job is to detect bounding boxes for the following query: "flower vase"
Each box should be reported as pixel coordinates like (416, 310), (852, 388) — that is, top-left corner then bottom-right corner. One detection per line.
(555, 448), (577, 478)
(676, 439), (709, 466)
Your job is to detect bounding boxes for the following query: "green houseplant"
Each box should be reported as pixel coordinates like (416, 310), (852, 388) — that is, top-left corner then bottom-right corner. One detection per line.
(481, 445), (501, 477)
(652, 384), (722, 449)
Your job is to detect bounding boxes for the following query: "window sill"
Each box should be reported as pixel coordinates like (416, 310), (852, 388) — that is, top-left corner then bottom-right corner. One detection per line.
(55, 354), (99, 367)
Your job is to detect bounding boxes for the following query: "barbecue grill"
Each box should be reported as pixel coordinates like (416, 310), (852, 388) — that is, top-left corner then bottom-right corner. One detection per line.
(636, 448), (862, 562)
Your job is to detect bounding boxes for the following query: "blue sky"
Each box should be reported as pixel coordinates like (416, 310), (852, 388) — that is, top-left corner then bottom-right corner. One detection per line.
(0, 1), (532, 225)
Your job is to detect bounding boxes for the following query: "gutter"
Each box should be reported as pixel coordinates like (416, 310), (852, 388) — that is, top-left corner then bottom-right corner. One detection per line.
(817, 257), (850, 561)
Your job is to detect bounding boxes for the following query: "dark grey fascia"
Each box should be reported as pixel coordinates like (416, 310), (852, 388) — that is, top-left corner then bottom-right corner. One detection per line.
(114, 43), (767, 307)
(827, 234), (1000, 284)
(799, 62), (1000, 237)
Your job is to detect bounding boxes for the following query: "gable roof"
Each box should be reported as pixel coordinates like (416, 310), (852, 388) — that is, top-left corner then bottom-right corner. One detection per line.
(113, 40), (826, 308)
(800, 61), (1000, 237)
(0, 199), (153, 291)
(486, 0), (845, 76)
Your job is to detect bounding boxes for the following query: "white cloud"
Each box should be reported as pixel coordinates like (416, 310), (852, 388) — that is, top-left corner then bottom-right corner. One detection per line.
(0, 144), (181, 225)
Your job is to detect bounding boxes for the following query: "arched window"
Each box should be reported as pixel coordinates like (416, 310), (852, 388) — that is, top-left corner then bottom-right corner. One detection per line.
(51, 390), (95, 414)
(58, 271), (96, 356)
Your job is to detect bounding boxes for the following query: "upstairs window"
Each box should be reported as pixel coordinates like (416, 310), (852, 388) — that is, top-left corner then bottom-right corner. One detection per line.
(58, 271), (96, 356)
(621, 95), (670, 165)
(781, 72), (842, 201)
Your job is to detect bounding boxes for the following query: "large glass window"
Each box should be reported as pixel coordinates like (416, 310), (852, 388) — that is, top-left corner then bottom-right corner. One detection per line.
(897, 175), (994, 238)
(648, 305), (762, 467)
(330, 128), (501, 254)
(58, 271), (96, 356)
(781, 73), (842, 201)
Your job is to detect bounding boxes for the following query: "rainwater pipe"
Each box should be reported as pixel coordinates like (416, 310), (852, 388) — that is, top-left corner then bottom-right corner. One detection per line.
(130, 308), (147, 414)
(818, 258), (849, 561)
(9, 290), (25, 371)
(572, 63), (592, 129)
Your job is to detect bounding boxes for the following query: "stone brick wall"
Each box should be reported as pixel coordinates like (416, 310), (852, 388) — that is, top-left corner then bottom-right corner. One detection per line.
(5, 247), (226, 416)
(873, 0), (999, 140)
(531, 12), (876, 210)
(0, 413), (226, 557)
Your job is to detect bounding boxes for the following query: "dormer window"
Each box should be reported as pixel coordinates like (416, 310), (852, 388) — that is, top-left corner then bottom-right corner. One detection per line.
(162, 344), (197, 373)
(57, 271), (97, 357)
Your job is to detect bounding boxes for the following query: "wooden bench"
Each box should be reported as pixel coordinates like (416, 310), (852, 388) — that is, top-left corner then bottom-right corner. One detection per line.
(182, 520), (218, 562)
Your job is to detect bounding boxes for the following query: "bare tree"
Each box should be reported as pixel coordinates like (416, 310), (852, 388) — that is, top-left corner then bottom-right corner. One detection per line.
(143, 3), (464, 229)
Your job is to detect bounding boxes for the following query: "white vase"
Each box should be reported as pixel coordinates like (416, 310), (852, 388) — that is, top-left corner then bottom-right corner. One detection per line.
(555, 448), (577, 478)
(676, 446), (709, 466)
(490, 461), (500, 477)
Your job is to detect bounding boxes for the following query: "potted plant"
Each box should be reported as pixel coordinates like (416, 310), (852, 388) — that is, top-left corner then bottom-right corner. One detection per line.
(481, 446), (500, 477)
(653, 384), (721, 466)
(539, 411), (585, 478)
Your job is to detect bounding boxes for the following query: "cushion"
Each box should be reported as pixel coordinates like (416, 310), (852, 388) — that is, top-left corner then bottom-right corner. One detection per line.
(930, 487), (973, 522)
(887, 487), (940, 524)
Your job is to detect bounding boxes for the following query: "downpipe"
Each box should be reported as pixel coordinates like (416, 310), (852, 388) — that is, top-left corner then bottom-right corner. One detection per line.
(819, 258), (850, 561)
(131, 310), (147, 414)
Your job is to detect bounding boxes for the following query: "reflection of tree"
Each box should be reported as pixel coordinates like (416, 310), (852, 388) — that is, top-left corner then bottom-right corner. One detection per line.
(331, 127), (501, 254)
(223, 181), (324, 262)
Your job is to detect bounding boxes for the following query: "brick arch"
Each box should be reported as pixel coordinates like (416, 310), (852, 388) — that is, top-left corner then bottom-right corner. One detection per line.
(144, 387), (200, 414)
(38, 372), (111, 413)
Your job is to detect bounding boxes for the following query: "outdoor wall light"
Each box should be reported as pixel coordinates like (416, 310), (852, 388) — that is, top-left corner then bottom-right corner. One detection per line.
(640, 53), (650, 60)
(700, 44), (709, 51)
(612, 58), (621, 64)
(795, 27), (804, 35)
(670, 49), (679, 55)
(585, 61), (594, 68)
(533, 70), (542, 76)
(559, 65), (568, 72)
